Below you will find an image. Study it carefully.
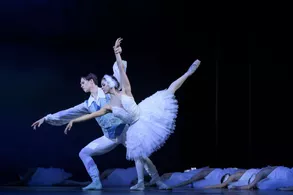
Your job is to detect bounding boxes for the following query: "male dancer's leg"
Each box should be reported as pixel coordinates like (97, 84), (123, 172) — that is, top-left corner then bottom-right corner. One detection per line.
(79, 136), (119, 190)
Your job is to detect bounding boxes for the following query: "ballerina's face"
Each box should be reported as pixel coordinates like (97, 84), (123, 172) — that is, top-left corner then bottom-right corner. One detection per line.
(101, 79), (111, 94)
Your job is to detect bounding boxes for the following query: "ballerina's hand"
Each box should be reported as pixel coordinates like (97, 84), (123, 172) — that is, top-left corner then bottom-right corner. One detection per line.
(64, 121), (74, 135)
(113, 37), (123, 50)
(114, 47), (122, 54)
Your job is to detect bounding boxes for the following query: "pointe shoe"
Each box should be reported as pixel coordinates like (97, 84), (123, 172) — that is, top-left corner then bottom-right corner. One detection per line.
(82, 180), (102, 190)
(187, 59), (201, 76)
(130, 182), (145, 191)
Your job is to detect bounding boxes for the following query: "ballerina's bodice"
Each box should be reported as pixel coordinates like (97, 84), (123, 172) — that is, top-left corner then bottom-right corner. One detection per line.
(112, 95), (140, 125)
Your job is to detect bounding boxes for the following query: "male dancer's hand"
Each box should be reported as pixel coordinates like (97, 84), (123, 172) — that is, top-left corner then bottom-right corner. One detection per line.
(31, 118), (45, 130)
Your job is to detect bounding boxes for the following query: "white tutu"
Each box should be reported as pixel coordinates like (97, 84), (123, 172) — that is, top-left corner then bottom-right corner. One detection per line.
(228, 169), (260, 189)
(257, 166), (293, 190)
(267, 166), (293, 180)
(164, 169), (201, 187)
(125, 90), (178, 160)
(193, 168), (238, 189)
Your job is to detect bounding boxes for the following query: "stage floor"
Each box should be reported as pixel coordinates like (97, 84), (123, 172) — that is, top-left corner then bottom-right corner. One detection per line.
(1, 187), (293, 195)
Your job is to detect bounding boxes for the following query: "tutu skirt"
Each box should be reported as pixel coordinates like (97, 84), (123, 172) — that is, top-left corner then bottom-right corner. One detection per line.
(125, 90), (178, 160)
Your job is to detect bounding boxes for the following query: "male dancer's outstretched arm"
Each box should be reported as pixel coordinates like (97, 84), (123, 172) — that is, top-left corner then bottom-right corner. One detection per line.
(31, 59), (124, 130)
(32, 102), (89, 129)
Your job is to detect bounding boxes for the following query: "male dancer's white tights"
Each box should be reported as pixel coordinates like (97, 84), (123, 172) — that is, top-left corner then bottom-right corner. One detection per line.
(79, 135), (160, 186)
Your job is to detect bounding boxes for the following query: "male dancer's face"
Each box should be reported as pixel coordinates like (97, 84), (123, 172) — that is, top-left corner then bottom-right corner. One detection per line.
(80, 78), (93, 93)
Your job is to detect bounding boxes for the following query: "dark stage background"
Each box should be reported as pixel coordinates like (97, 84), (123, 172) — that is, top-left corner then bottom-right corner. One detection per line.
(0, 0), (291, 183)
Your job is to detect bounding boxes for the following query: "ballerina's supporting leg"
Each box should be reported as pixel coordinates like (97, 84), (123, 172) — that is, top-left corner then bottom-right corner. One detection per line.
(130, 158), (145, 191)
